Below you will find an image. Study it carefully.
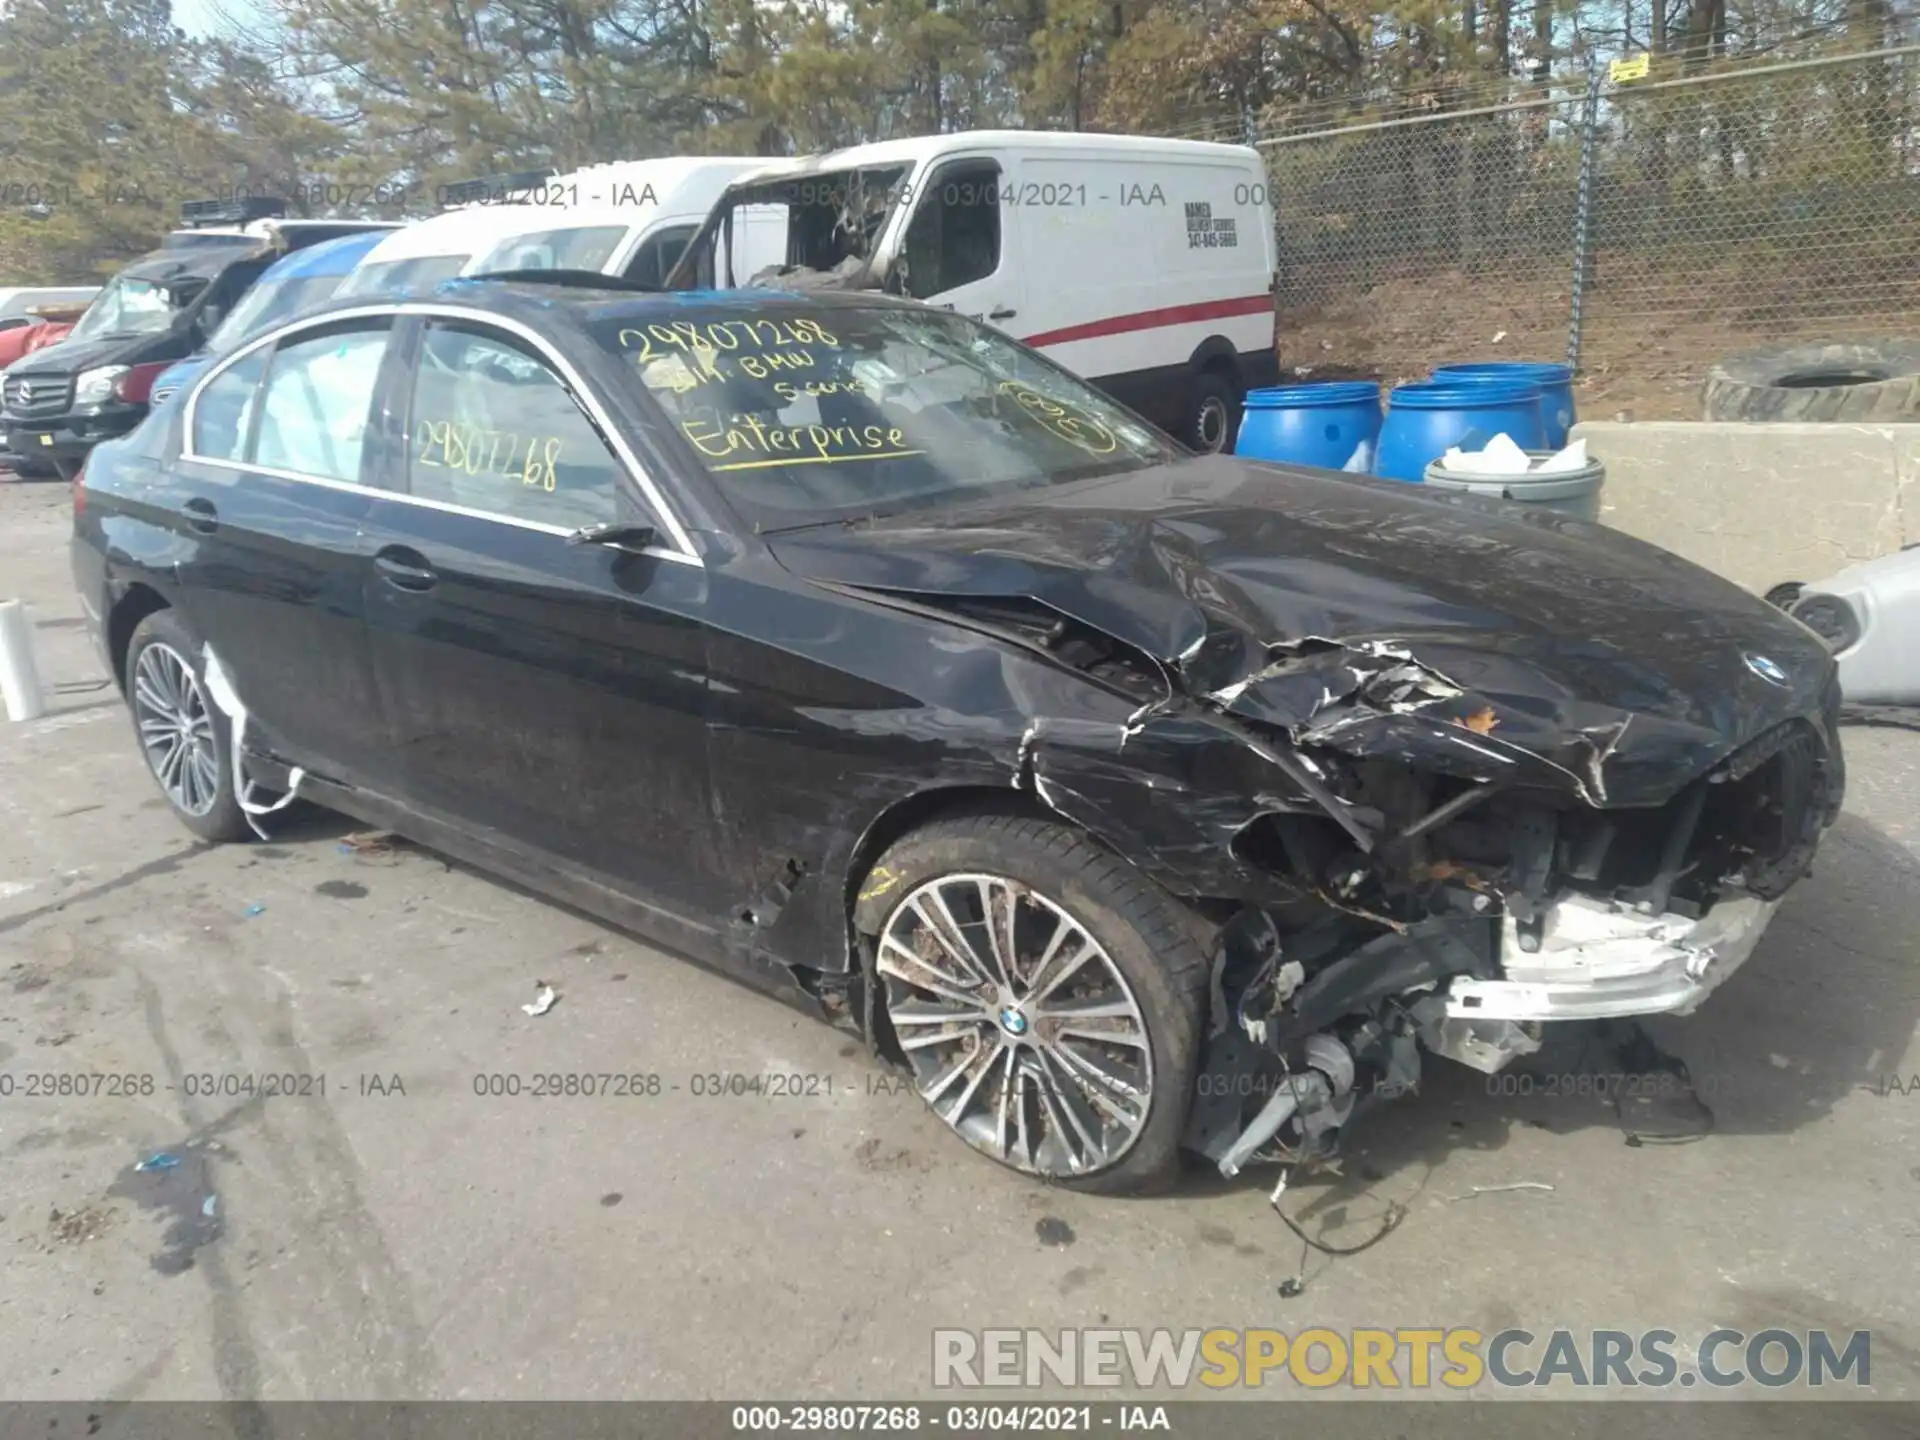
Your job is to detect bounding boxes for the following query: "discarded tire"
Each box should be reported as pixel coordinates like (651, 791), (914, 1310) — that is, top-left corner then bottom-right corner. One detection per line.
(1702, 340), (1920, 423)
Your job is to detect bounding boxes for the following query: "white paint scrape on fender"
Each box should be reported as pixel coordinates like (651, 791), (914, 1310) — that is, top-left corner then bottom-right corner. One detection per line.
(200, 645), (305, 839)
(1443, 891), (1782, 1021)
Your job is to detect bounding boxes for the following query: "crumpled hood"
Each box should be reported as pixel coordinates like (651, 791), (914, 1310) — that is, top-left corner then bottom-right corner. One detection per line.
(767, 455), (1836, 806)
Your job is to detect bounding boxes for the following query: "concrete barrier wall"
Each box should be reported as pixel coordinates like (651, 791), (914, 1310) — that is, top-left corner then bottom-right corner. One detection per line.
(1571, 421), (1920, 593)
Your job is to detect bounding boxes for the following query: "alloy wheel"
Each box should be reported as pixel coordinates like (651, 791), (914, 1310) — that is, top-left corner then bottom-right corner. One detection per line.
(1196, 396), (1230, 452)
(877, 873), (1153, 1178)
(131, 641), (221, 818)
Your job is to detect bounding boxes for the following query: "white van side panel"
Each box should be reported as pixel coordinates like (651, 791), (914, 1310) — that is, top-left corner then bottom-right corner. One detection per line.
(716, 203), (791, 285)
(1009, 154), (1273, 379)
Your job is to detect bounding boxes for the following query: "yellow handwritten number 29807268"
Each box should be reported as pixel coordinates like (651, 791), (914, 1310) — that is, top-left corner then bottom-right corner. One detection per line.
(415, 420), (562, 492)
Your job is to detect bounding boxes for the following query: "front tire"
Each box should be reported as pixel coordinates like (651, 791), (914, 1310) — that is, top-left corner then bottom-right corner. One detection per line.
(125, 610), (253, 843)
(863, 814), (1208, 1195)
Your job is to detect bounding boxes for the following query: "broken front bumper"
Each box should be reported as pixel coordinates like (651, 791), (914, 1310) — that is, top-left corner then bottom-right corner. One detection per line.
(1443, 891), (1780, 1022)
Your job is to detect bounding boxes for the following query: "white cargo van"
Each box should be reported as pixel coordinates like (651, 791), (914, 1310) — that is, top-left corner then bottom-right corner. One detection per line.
(668, 132), (1280, 452)
(337, 157), (777, 297)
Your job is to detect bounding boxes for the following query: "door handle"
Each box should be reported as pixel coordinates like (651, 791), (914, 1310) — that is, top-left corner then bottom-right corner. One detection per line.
(988, 306), (1018, 320)
(374, 545), (437, 592)
(183, 497), (219, 534)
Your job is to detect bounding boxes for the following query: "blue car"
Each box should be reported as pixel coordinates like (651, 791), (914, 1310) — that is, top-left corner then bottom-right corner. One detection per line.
(148, 230), (390, 406)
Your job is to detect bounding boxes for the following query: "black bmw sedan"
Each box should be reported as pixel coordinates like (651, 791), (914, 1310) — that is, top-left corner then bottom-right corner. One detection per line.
(71, 275), (1844, 1194)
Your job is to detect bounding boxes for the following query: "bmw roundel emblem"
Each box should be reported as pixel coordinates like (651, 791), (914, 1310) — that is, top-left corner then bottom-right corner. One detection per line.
(1743, 652), (1790, 687)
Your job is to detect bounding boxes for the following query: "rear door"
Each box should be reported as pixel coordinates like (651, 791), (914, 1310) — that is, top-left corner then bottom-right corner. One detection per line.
(171, 315), (404, 786)
(360, 314), (726, 925)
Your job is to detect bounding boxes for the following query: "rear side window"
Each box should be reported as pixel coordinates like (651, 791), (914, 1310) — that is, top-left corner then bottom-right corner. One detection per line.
(252, 325), (392, 482)
(189, 349), (270, 462)
(405, 323), (622, 529)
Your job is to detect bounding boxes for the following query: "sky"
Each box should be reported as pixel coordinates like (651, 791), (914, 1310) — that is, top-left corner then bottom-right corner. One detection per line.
(173, 0), (262, 40)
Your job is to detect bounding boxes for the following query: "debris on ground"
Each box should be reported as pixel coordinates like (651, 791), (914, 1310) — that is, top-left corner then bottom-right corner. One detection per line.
(108, 1139), (226, 1275)
(339, 830), (408, 855)
(243, 903), (266, 918)
(1446, 1182), (1556, 1202)
(48, 1204), (118, 1244)
(522, 983), (558, 1017)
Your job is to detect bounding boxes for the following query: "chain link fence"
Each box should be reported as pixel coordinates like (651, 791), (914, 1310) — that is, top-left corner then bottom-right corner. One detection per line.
(1214, 46), (1920, 420)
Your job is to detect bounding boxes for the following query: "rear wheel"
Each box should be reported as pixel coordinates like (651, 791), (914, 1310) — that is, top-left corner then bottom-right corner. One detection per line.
(125, 610), (252, 843)
(864, 814), (1207, 1194)
(1188, 370), (1242, 455)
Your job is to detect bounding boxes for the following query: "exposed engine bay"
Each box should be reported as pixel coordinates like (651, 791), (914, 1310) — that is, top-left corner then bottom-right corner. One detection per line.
(1181, 700), (1839, 1176)
(1145, 639), (1843, 1176)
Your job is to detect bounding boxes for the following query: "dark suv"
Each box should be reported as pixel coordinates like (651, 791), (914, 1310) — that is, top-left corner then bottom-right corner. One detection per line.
(0, 198), (395, 478)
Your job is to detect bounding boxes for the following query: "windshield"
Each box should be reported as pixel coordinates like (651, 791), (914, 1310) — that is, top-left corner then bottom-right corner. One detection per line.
(677, 165), (909, 289)
(476, 226), (628, 274)
(207, 274), (346, 352)
(596, 303), (1178, 531)
(336, 253), (469, 297)
(67, 275), (187, 343)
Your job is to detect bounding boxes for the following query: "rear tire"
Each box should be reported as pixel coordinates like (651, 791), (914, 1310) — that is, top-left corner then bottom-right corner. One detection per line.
(125, 610), (253, 844)
(1188, 370), (1242, 455)
(861, 813), (1208, 1195)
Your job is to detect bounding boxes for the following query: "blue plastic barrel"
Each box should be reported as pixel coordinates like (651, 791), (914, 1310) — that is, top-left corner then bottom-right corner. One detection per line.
(1236, 381), (1383, 471)
(1374, 381), (1548, 482)
(1431, 362), (1577, 448)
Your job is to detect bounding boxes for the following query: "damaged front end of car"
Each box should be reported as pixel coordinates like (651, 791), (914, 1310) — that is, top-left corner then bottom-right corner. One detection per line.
(876, 591), (1846, 1178)
(777, 466), (1848, 1179)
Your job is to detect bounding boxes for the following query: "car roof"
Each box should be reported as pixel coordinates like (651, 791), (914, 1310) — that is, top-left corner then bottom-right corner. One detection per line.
(728, 129), (1263, 187)
(466, 204), (647, 235)
(119, 246), (265, 285)
(274, 275), (911, 336)
(354, 205), (584, 265)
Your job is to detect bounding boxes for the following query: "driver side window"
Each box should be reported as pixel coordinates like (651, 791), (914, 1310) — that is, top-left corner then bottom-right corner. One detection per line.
(625, 225), (697, 287)
(900, 159), (1002, 300)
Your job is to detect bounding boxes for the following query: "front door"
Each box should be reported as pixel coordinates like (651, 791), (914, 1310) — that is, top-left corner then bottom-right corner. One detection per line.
(361, 316), (726, 925)
(894, 156), (1025, 334)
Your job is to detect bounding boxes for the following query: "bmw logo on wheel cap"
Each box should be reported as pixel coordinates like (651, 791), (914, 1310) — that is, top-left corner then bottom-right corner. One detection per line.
(999, 1006), (1029, 1036)
(1743, 652), (1790, 687)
